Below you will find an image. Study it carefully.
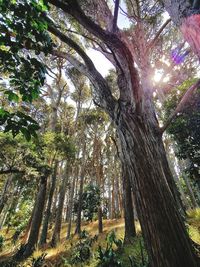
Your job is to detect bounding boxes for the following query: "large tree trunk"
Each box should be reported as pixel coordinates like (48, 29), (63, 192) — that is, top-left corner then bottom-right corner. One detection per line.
(122, 164), (136, 244)
(16, 175), (48, 259)
(39, 161), (58, 246)
(117, 110), (197, 267)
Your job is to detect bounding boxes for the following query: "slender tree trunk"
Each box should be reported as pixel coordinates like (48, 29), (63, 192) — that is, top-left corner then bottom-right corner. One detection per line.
(183, 174), (199, 208)
(66, 172), (76, 239)
(117, 111), (197, 267)
(75, 142), (86, 235)
(16, 175), (48, 258)
(122, 164), (136, 244)
(111, 175), (115, 219)
(51, 163), (69, 247)
(39, 161), (58, 246)
(0, 176), (12, 215)
(98, 207), (103, 234)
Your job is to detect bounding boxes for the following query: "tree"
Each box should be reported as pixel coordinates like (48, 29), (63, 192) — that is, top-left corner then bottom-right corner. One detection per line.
(0, 1), (199, 266)
(45, 1), (197, 266)
(163, 79), (200, 202)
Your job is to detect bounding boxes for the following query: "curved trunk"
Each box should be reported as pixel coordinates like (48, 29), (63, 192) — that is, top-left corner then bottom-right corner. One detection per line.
(117, 110), (197, 267)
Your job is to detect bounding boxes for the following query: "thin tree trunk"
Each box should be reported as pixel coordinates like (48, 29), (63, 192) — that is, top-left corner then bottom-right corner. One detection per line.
(98, 206), (103, 234)
(0, 176), (12, 215)
(183, 174), (199, 208)
(75, 142), (86, 235)
(66, 172), (76, 239)
(51, 163), (69, 247)
(39, 161), (58, 246)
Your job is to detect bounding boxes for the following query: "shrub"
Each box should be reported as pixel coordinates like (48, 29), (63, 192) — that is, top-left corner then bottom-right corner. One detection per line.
(97, 231), (122, 267)
(69, 233), (98, 265)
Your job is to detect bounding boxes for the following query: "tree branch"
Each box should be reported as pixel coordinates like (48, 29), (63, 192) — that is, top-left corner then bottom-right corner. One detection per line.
(147, 19), (171, 52)
(47, 24), (116, 117)
(161, 79), (200, 134)
(48, 0), (141, 108)
(113, 0), (120, 32)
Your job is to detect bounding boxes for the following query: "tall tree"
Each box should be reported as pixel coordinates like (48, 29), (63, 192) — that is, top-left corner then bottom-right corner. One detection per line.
(45, 1), (197, 266)
(0, 0), (199, 266)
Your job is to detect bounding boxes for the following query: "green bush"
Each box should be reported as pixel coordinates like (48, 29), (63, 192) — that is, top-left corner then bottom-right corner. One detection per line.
(97, 231), (122, 267)
(30, 253), (47, 267)
(69, 233), (98, 265)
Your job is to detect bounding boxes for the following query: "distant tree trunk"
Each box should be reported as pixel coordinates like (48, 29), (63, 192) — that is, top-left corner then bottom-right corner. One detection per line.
(111, 175), (115, 219)
(108, 174), (112, 219)
(0, 176), (13, 215)
(183, 174), (199, 208)
(66, 171), (76, 239)
(51, 163), (69, 247)
(39, 161), (58, 246)
(98, 207), (103, 234)
(75, 142), (86, 235)
(122, 164), (136, 244)
(16, 174), (48, 259)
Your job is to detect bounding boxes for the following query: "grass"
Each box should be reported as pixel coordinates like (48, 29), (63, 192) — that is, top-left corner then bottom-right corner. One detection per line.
(0, 209), (199, 267)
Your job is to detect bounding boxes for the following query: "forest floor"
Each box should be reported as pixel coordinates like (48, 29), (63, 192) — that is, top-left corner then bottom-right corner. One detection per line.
(0, 209), (200, 267)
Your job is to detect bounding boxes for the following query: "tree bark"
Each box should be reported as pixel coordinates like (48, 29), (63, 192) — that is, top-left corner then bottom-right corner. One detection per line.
(39, 161), (58, 246)
(98, 206), (103, 234)
(122, 164), (136, 244)
(51, 162), (69, 247)
(74, 141), (86, 235)
(66, 172), (76, 239)
(117, 110), (197, 267)
(17, 175), (48, 258)
(0, 176), (13, 215)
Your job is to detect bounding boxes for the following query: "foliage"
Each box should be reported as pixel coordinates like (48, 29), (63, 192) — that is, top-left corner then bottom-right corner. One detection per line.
(97, 231), (123, 267)
(128, 239), (149, 267)
(29, 253), (47, 267)
(0, 0), (53, 138)
(163, 79), (200, 181)
(81, 184), (101, 221)
(69, 233), (98, 265)
(42, 132), (76, 161)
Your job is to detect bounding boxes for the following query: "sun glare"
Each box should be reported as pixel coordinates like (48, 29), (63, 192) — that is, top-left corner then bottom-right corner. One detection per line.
(153, 70), (163, 83)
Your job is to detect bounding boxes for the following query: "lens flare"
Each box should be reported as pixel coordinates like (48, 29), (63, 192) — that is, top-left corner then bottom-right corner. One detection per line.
(171, 48), (190, 64)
